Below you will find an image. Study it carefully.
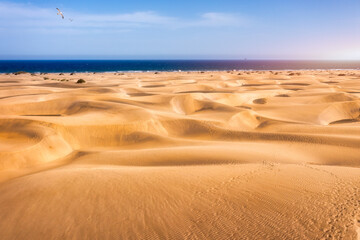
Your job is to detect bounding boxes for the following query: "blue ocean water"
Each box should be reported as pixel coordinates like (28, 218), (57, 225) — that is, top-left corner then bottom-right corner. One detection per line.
(0, 60), (359, 73)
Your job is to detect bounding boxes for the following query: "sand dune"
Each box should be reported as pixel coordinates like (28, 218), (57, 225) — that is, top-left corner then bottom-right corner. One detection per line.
(1, 70), (360, 239)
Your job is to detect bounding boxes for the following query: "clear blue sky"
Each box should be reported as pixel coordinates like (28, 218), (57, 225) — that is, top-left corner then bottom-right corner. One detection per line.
(0, 0), (359, 59)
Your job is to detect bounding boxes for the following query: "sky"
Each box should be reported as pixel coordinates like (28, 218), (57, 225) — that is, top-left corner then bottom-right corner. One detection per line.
(0, 0), (359, 60)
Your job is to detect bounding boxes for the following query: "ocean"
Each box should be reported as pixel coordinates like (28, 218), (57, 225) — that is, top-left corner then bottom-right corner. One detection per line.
(0, 60), (359, 73)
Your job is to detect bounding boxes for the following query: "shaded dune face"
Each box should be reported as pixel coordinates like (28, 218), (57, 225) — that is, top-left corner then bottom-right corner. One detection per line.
(1, 71), (360, 240)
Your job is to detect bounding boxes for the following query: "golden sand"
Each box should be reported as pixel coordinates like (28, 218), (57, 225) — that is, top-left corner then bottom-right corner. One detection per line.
(1, 70), (360, 239)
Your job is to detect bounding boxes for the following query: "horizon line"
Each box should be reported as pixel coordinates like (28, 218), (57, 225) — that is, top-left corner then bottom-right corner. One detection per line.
(1, 58), (360, 61)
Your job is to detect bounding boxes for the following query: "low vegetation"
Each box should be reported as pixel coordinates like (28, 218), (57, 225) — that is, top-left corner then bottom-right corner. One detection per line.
(13, 71), (28, 75)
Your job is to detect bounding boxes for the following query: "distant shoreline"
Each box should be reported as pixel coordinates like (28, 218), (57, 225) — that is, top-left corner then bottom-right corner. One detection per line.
(2, 69), (360, 75)
(0, 59), (359, 73)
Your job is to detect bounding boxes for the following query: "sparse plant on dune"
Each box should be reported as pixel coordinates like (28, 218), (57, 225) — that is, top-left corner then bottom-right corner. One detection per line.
(13, 71), (28, 75)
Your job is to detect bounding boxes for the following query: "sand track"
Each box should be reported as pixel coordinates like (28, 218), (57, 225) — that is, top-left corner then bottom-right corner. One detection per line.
(1, 70), (360, 239)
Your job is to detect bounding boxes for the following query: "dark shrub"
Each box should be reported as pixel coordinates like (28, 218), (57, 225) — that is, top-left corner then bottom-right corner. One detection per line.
(253, 98), (267, 104)
(76, 79), (86, 84)
(13, 71), (28, 75)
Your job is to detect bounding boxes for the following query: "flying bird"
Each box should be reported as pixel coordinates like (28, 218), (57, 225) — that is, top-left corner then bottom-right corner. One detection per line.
(69, 18), (74, 22)
(56, 8), (64, 19)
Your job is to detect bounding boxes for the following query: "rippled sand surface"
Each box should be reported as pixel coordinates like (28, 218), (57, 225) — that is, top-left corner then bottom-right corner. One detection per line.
(1, 70), (360, 239)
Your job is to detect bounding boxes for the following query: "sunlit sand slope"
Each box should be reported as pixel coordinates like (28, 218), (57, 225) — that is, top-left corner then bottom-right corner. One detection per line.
(1, 70), (360, 239)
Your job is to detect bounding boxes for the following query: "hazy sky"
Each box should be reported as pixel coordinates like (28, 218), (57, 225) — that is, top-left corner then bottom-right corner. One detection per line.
(0, 0), (359, 59)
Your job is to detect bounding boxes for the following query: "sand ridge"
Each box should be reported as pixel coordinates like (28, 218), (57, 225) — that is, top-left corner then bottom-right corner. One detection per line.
(1, 70), (360, 239)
